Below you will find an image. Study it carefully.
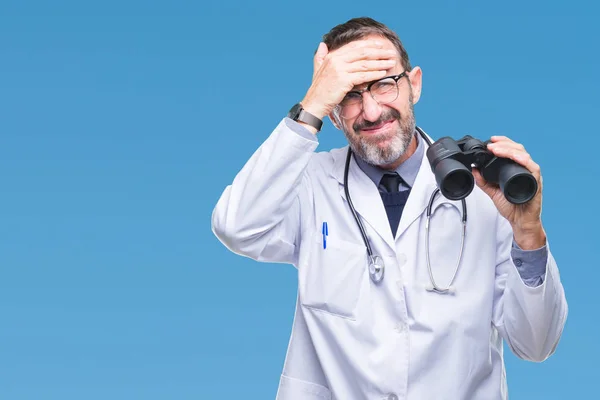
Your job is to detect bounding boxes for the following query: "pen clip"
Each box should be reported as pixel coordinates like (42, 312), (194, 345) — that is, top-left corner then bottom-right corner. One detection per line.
(322, 222), (328, 249)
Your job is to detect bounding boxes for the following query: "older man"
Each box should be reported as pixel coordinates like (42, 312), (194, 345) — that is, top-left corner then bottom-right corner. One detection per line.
(212, 17), (567, 400)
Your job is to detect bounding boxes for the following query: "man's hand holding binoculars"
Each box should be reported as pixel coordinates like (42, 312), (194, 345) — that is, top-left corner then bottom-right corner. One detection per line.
(475, 136), (545, 250)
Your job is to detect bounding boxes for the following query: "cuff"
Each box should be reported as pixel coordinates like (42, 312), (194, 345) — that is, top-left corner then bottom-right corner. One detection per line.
(511, 239), (548, 287)
(285, 117), (319, 142)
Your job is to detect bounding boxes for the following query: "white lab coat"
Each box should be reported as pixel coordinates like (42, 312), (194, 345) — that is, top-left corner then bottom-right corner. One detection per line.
(212, 118), (568, 400)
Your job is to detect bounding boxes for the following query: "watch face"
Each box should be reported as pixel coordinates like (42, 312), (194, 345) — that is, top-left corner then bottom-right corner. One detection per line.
(288, 103), (302, 119)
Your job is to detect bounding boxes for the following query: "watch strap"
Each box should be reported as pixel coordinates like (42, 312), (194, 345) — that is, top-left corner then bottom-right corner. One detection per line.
(288, 103), (323, 132)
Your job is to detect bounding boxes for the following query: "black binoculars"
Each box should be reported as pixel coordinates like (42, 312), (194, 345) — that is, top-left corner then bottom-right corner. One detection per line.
(425, 135), (538, 204)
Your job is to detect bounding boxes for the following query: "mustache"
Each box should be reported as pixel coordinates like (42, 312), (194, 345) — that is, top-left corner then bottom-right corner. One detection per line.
(353, 108), (402, 132)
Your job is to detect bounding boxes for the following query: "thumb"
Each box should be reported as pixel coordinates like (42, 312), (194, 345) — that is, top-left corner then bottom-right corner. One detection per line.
(472, 169), (495, 197)
(313, 42), (328, 77)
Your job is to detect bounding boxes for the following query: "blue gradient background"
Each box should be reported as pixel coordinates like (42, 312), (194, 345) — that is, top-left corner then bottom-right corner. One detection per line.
(1, 1), (597, 399)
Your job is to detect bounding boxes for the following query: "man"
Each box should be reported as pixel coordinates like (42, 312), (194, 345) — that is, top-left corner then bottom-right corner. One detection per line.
(212, 17), (567, 400)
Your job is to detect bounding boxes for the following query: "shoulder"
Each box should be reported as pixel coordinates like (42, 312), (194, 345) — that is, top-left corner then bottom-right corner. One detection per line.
(303, 145), (348, 184)
(308, 146), (347, 168)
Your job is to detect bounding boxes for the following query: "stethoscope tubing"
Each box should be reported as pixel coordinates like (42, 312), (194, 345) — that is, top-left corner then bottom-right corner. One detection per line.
(343, 126), (467, 292)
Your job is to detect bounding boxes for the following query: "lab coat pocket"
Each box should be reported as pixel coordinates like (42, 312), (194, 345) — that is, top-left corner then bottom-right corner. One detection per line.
(300, 233), (367, 320)
(276, 374), (332, 400)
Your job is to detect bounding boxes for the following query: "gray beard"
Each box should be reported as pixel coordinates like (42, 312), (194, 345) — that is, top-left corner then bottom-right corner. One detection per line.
(344, 103), (416, 166)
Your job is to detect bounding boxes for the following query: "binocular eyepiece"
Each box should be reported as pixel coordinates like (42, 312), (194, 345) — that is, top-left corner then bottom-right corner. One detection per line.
(425, 135), (538, 204)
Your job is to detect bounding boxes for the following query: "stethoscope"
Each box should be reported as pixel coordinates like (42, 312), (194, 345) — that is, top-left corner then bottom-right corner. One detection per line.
(343, 126), (467, 294)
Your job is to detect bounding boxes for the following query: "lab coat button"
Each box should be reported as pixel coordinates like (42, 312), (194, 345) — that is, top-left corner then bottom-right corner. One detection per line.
(387, 394), (399, 400)
(514, 258), (523, 267)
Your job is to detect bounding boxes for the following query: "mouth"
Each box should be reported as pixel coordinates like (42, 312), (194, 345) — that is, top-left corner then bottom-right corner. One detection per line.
(359, 119), (396, 136)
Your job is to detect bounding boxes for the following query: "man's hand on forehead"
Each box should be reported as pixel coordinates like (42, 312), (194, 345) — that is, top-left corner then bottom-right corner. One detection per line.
(333, 38), (396, 60)
(299, 38), (398, 130)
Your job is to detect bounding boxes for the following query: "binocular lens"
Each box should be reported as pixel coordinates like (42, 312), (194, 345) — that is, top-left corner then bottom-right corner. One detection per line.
(434, 158), (475, 200)
(500, 165), (538, 204)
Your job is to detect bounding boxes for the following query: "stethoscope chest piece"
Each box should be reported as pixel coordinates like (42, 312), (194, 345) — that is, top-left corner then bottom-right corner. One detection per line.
(368, 255), (385, 283)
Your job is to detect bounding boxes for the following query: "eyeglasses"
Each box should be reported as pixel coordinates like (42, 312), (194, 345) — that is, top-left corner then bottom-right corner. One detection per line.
(336, 71), (408, 120)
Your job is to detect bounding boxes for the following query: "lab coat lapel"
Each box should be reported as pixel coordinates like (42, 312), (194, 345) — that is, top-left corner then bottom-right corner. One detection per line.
(394, 135), (438, 238)
(332, 148), (396, 250)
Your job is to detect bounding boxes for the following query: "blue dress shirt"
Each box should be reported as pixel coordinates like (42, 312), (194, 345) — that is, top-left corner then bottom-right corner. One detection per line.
(284, 118), (547, 287)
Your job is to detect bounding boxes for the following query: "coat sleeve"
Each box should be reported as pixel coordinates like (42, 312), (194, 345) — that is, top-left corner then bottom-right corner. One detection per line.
(211, 118), (318, 267)
(491, 213), (568, 362)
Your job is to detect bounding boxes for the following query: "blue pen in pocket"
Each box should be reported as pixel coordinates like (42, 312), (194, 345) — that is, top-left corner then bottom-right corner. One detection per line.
(322, 222), (328, 249)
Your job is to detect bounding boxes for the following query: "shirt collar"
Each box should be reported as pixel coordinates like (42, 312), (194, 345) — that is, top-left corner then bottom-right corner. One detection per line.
(354, 131), (424, 188)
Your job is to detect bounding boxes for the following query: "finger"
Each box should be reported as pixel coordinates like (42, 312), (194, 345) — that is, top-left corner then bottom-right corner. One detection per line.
(349, 70), (390, 86)
(488, 136), (525, 150)
(313, 42), (328, 75)
(489, 135), (514, 143)
(487, 142), (526, 156)
(486, 144), (527, 163)
(472, 169), (497, 197)
(490, 135), (525, 150)
(346, 58), (396, 73)
(486, 146), (541, 178)
(337, 38), (386, 52)
(342, 47), (398, 63)
(472, 168), (486, 187)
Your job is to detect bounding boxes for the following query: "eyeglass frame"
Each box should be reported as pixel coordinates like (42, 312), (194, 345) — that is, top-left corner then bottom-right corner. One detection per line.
(335, 70), (409, 119)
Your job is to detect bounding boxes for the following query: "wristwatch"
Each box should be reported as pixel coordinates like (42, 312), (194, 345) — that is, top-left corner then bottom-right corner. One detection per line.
(287, 103), (323, 132)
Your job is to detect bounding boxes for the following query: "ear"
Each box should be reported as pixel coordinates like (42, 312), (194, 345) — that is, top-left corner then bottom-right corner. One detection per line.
(408, 66), (423, 104)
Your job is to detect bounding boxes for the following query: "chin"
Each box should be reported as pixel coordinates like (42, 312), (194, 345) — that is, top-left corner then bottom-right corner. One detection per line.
(359, 143), (406, 166)
(345, 122), (414, 166)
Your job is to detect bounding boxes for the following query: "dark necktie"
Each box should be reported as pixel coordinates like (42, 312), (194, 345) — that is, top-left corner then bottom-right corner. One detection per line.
(380, 172), (402, 193)
(379, 172), (410, 237)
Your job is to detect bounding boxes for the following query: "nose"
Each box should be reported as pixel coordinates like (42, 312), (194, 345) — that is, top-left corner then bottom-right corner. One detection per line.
(360, 92), (383, 122)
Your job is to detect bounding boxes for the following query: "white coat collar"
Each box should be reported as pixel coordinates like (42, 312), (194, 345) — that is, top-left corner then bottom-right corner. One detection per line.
(330, 128), (439, 252)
